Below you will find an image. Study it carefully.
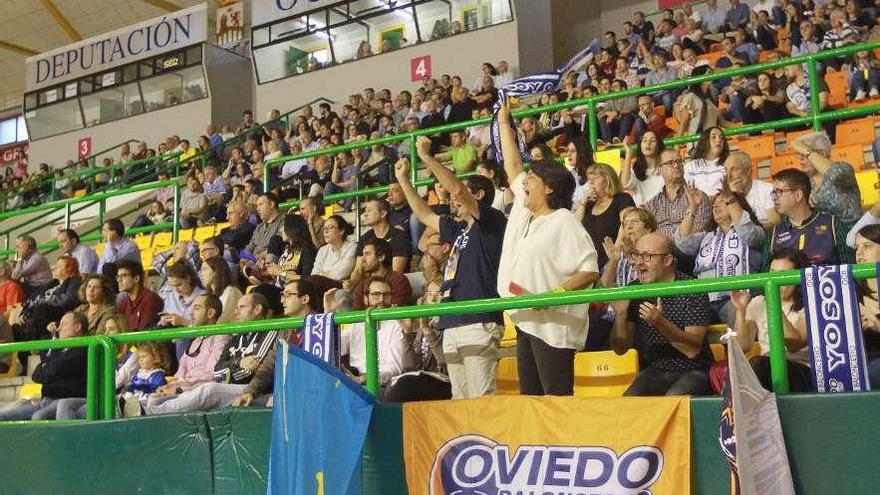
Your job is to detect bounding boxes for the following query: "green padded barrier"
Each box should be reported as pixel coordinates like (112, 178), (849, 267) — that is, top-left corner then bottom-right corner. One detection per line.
(206, 408), (272, 495)
(0, 414), (214, 494)
(361, 403), (408, 495)
(690, 398), (732, 493)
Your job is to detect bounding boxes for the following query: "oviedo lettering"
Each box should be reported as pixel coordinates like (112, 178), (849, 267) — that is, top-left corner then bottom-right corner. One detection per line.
(428, 435), (663, 495)
(35, 15), (191, 85)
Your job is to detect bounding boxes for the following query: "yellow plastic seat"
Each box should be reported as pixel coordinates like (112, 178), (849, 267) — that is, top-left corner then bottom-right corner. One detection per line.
(178, 228), (195, 242)
(140, 247), (155, 270)
(133, 235), (151, 250)
(214, 222), (230, 232)
(18, 383), (42, 400)
(499, 312), (516, 348)
(856, 170), (880, 211)
(573, 349), (639, 398)
(711, 343), (726, 361)
(152, 232), (173, 249)
(322, 204), (336, 220)
(707, 323), (728, 335)
(194, 226), (215, 243)
(496, 356), (519, 395)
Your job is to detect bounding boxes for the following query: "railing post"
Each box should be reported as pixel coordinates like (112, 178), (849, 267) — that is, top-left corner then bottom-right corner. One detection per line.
(98, 198), (106, 227)
(587, 100), (599, 151)
(264, 160), (271, 193)
(364, 309), (380, 397)
(4, 233), (9, 251)
(100, 337), (116, 420)
(764, 280), (790, 394)
(172, 182), (181, 243)
(64, 202), (71, 230)
(807, 58), (822, 132)
(50, 178), (57, 201)
(86, 342), (98, 421)
(354, 175), (362, 239)
(409, 135), (418, 185)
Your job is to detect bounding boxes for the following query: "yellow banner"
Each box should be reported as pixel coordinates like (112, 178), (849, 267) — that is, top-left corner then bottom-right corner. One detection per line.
(403, 396), (690, 495)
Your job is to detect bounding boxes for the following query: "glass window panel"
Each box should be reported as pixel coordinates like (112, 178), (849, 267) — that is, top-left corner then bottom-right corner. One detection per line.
(452, 0), (513, 29)
(253, 26), (270, 46)
(269, 15), (310, 43)
(0, 119), (15, 145)
(122, 64), (138, 83)
(186, 46), (202, 65)
(329, 22), (368, 63)
(254, 32), (333, 83)
(80, 81), (142, 126)
(140, 65), (207, 111)
(24, 93), (37, 111)
(16, 116), (27, 142)
(26, 99), (83, 140)
(368, 8), (417, 53)
(416, 0), (451, 42)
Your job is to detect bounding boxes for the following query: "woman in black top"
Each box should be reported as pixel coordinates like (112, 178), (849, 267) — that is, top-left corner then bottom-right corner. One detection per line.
(574, 163), (635, 270)
(265, 214), (317, 288)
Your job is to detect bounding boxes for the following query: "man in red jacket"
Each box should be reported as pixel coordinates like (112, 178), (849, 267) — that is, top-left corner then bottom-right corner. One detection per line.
(117, 260), (163, 330)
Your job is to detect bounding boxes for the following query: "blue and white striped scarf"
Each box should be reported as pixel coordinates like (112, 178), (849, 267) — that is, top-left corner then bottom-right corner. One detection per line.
(490, 45), (594, 162)
(303, 313), (339, 367)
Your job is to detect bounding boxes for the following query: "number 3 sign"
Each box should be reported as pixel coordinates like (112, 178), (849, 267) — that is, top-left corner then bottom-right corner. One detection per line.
(77, 137), (92, 159)
(410, 55), (432, 82)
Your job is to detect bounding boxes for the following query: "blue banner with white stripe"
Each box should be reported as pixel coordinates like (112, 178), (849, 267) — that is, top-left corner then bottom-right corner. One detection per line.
(801, 264), (871, 392)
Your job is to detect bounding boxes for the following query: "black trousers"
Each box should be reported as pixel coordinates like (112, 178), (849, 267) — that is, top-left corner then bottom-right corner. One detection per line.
(383, 373), (452, 402)
(750, 356), (812, 393)
(516, 328), (575, 396)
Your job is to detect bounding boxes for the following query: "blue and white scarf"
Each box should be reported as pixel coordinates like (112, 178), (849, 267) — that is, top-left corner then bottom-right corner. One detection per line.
(303, 313), (339, 367)
(801, 265), (871, 393)
(695, 227), (750, 302)
(490, 45), (593, 162)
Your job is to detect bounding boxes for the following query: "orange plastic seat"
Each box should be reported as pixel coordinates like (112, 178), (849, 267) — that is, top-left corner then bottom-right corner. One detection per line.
(835, 117), (876, 147)
(770, 153), (803, 176)
(784, 128), (814, 149)
(825, 71), (848, 108)
(829, 143), (865, 171)
(734, 134), (776, 169)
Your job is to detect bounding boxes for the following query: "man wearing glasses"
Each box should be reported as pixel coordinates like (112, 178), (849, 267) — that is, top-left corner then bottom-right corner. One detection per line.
(612, 232), (714, 396)
(646, 149), (711, 238)
(768, 168), (850, 266)
(116, 260), (163, 331)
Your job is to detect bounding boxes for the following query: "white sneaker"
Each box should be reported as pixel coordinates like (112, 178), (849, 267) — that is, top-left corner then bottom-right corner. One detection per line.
(855, 90), (867, 101)
(870, 88), (879, 98)
(122, 392), (143, 417)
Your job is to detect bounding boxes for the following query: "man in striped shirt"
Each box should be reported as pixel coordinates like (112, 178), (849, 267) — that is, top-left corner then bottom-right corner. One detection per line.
(821, 8), (859, 71)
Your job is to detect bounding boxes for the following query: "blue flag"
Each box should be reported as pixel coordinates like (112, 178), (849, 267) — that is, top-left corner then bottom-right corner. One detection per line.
(267, 342), (376, 495)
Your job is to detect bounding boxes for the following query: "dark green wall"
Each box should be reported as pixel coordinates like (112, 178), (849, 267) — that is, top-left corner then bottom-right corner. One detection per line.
(1, 394), (879, 494)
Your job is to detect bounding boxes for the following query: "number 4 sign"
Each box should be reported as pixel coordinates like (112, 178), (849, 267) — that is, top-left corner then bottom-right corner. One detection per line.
(410, 55), (432, 82)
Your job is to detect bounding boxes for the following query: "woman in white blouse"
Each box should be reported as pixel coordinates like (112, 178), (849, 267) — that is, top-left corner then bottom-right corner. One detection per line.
(496, 103), (600, 396)
(200, 256), (242, 324)
(310, 215), (357, 282)
(621, 131), (665, 205)
(683, 126), (729, 196)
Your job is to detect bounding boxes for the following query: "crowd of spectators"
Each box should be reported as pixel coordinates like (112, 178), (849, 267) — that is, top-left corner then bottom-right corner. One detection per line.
(4, 0), (880, 420)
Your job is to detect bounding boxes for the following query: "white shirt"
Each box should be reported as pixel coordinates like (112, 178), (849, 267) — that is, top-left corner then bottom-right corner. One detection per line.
(684, 157), (725, 196)
(494, 71), (514, 88)
(746, 296), (808, 365)
(497, 173), (599, 350)
(311, 240), (357, 280)
(342, 320), (413, 385)
(68, 243), (99, 275)
(752, 0), (776, 14)
(624, 166), (664, 206)
(745, 178), (775, 226)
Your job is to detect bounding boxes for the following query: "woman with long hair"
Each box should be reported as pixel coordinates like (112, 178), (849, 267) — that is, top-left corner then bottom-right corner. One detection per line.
(621, 131), (665, 205)
(496, 102), (599, 396)
(731, 249), (811, 392)
(684, 126), (730, 196)
(574, 163), (636, 270)
(566, 135), (595, 209)
(265, 214), (318, 287)
(74, 275), (120, 335)
(854, 224), (880, 388)
(201, 256), (242, 323)
(676, 188), (765, 326)
(310, 214), (357, 283)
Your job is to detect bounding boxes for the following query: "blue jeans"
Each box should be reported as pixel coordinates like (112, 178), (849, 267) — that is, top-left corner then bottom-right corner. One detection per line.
(0, 397), (59, 421)
(850, 68), (880, 99)
(598, 114), (635, 141)
(624, 366), (712, 396)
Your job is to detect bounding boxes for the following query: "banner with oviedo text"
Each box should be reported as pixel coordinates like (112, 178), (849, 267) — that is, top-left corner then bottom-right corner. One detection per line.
(403, 395), (691, 495)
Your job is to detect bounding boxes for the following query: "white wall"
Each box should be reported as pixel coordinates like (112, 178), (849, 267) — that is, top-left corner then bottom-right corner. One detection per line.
(28, 97), (212, 167)
(255, 21), (519, 117)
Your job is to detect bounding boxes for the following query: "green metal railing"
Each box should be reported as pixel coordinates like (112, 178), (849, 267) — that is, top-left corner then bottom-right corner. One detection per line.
(262, 39), (880, 197)
(1, 263), (875, 422)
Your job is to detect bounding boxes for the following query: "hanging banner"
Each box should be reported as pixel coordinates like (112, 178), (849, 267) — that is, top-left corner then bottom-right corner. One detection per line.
(403, 396), (691, 495)
(801, 264), (871, 393)
(216, 2), (244, 49)
(252, 0), (342, 27)
(25, 4), (207, 91)
(0, 142), (28, 166)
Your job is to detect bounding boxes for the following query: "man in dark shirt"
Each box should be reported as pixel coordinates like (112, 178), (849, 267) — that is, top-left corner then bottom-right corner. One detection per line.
(394, 137), (507, 398)
(117, 260), (163, 330)
(0, 311), (88, 420)
(349, 239), (412, 311)
(386, 182), (413, 233)
(218, 200), (256, 263)
(612, 233), (713, 396)
(631, 11), (655, 47)
(346, 199), (411, 290)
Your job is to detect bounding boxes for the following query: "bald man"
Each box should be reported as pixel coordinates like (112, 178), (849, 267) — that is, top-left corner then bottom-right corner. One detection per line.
(611, 232), (714, 396)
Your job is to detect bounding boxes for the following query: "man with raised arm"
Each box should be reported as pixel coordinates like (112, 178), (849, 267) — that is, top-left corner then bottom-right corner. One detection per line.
(393, 136), (507, 399)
